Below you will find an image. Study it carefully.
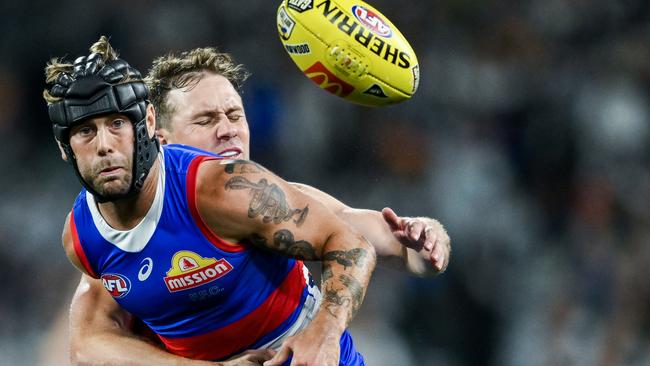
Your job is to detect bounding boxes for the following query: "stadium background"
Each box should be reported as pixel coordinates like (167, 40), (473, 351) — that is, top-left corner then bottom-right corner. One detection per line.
(1, 0), (650, 365)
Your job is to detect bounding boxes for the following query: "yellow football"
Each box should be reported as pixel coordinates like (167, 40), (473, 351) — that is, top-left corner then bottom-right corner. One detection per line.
(277, 0), (419, 106)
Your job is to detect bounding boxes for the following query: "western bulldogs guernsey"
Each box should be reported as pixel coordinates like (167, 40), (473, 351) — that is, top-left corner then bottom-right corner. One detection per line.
(69, 144), (365, 365)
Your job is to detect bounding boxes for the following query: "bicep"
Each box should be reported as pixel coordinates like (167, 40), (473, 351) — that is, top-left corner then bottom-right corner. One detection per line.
(69, 275), (133, 337)
(196, 160), (353, 260)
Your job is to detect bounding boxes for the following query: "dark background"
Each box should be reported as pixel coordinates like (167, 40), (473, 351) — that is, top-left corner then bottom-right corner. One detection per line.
(1, 1), (650, 365)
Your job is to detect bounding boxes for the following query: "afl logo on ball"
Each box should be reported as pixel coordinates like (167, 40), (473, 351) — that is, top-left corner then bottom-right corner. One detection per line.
(101, 273), (131, 298)
(352, 5), (392, 38)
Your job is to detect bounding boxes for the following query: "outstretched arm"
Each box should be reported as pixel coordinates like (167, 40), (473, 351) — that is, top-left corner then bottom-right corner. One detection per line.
(291, 183), (450, 276)
(61, 215), (274, 366)
(195, 160), (376, 366)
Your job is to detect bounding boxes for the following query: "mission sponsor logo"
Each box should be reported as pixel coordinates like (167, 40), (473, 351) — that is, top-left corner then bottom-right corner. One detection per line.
(278, 6), (296, 40)
(164, 251), (233, 292)
(304, 61), (354, 97)
(316, 0), (411, 69)
(287, 0), (313, 12)
(352, 5), (392, 38)
(285, 43), (311, 55)
(101, 273), (131, 298)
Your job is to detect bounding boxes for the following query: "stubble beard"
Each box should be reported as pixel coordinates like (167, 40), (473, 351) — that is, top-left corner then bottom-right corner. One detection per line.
(80, 161), (133, 201)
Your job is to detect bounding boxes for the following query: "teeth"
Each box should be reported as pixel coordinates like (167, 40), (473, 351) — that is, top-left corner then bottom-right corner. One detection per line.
(220, 150), (239, 157)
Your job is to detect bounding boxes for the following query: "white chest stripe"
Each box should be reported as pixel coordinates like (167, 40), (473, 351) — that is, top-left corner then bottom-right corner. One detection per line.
(86, 151), (165, 253)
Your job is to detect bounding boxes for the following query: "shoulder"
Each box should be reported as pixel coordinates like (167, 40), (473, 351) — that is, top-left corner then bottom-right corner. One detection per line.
(62, 210), (100, 277)
(193, 159), (269, 242)
(62, 212), (86, 274)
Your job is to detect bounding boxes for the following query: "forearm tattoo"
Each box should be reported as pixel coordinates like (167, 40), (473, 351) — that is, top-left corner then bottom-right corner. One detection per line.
(222, 160), (267, 174)
(225, 176), (309, 226)
(323, 274), (365, 320)
(322, 263), (334, 282)
(323, 248), (367, 270)
(250, 230), (318, 260)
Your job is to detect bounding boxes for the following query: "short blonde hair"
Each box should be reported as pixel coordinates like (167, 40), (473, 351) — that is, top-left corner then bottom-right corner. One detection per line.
(145, 47), (250, 130)
(43, 36), (121, 104)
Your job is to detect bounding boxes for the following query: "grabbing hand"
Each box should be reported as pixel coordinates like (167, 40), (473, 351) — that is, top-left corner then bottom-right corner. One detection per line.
(382, 207), (450, 273)
(219, 348), (276, 366)
(263, 328), (340, 366)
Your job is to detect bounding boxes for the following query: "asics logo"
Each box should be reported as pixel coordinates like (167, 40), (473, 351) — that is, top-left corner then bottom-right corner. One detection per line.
(138, 257), (153, 281)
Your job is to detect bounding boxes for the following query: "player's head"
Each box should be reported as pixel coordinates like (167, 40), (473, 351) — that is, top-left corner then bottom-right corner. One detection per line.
(44, 36), (159, 202)
(146, 47), (251, 159)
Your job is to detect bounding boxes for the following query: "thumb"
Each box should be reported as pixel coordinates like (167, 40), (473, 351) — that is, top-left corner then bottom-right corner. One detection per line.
(263, 345), (291, 366)
(381, 207), (402, 231)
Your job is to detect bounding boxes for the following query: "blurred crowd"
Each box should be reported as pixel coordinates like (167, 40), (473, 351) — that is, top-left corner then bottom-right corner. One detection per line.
(1, 0), (649, 365)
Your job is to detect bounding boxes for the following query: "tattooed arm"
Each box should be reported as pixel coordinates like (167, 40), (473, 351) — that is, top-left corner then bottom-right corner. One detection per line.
(194, 160), (376, 366)
(291, 182), (450, 276)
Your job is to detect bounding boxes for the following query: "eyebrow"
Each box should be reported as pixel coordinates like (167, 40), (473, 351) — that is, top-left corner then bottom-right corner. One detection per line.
(188, 106), (243, 120)
(189, 110), (217, 120)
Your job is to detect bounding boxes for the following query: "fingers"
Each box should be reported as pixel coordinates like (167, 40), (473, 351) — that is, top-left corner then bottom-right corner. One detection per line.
(381, 207), (402, 231)
(422, 227), (436, 252)
(407, 220), (427, 243)
(429, 231), (450, 272)
(263, 346), (291, 366)
(429, 240), (444, 271)
(244, 348), (276, 362)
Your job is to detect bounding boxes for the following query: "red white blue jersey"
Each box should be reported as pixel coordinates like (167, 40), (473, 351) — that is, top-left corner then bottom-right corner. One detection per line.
(69, 144), (364, 365)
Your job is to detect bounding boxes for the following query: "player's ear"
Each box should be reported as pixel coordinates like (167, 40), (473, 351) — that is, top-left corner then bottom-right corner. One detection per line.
(156, 127), (170, 145)
(145, 104), (156, 139)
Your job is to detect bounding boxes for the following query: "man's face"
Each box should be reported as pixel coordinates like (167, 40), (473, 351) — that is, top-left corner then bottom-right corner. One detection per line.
(67, 114), (134, 199)
(159, 72), (251, 159)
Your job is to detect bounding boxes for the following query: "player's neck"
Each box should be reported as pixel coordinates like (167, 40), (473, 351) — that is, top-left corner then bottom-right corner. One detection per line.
(96, 158), (161, 231)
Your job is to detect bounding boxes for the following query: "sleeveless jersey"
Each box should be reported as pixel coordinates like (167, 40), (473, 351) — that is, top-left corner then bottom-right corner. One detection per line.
(69, 144), (365, 365)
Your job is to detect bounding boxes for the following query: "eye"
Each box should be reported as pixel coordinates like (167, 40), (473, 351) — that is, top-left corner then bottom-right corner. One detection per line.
(112, 119), (126, 128)
(194, 119), (214, 126)
(70, 123), (94, 138)
(228, 114), (243, 122)
(78, 126), (94, 136)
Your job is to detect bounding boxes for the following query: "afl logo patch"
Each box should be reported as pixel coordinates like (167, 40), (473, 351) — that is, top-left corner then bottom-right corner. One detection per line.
(101, 273), (131, 298)
(352, 5), (392, 38)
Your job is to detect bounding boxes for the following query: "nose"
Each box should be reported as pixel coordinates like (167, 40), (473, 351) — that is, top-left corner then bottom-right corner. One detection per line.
(216, 116), (237, 141)
(95, 126), (113, 156)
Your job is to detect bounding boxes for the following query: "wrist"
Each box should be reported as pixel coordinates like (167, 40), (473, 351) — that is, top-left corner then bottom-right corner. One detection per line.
(310, 310), (346, 337)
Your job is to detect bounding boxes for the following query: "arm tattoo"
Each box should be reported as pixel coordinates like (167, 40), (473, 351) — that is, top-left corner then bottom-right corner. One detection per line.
(250, 230), (317, 260)
(225, 176), (309, 226)
(323, 274), (364, 320)
(222, 160), (267, 174)
(323, 248), (367, 270)
(321, 263), (334, 282)
(339, 274), (364, 319)
(324, 282), (351, 319)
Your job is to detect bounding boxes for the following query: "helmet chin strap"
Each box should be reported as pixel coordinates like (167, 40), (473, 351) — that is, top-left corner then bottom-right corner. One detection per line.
(48, 55), (160, 202)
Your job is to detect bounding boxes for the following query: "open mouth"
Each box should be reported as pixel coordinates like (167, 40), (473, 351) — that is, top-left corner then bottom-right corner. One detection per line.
(218, 148), (242, 159)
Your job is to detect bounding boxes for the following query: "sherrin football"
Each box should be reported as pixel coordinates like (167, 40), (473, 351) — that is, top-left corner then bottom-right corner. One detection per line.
(277, 0), (420, 106)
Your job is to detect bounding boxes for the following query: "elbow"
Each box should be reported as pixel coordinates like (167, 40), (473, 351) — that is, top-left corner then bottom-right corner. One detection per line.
(69, 335), (98, 366)
(360, 235), (377, 270)
(69, 343), (87, 366)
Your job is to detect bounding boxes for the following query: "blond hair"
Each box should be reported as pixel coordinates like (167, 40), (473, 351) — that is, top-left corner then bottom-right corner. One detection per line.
(43, 36), (124, 104)
(145, 47), (250, 130)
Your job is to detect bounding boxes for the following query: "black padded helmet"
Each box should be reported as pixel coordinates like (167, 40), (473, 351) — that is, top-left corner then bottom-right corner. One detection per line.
(47, 50), (159, 202)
